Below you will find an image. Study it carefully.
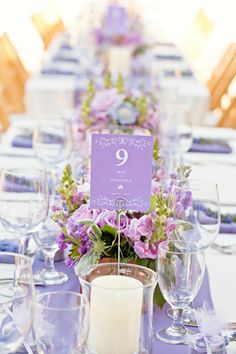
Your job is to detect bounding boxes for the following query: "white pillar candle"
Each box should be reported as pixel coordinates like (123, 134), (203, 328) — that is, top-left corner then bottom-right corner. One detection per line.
(88, 275), (143, 354)
(108, 46), (133, 78)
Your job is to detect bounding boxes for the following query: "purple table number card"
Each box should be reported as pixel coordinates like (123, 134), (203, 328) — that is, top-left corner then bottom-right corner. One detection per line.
(90, 134), (153, 212)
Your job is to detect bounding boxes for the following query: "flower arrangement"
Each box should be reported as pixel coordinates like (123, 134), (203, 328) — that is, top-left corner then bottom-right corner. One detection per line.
(94, 5), (142, 47)
(77, 73), (158, 133)
(53, 162), (191, 305)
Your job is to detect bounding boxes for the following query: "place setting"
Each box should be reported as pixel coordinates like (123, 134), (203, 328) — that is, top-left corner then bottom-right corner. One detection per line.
(1, 1), (236, 353)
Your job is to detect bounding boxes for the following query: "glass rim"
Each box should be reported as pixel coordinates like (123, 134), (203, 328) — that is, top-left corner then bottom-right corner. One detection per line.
(77, 262), (158, 290)
(36, 291), (88, 311)
(173, 179), (218, 191)
(158, 240), (205, 255)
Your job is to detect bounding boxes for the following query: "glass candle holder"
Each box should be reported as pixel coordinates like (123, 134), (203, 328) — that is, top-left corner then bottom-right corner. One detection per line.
(77, 262), (157, 354)
(188, 333), (227, 354)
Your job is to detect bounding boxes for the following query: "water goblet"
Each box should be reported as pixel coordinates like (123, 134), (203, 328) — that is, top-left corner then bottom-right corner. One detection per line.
(33, 194), (68, 285)
(33, 114), (72, 192)
(156, 240), (205, 344)
(0, 252), (35, 353)
(34, 291), (89, 354)
(167, 179), (220, 323)
(0, 166), (49, 254)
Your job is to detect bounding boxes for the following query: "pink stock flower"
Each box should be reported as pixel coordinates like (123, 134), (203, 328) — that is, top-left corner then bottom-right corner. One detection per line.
(137, 215), (155, 240)
(151, 180), (161, 195)
(134, 240), (159, 259)
(91, 88), (125, 114)
(98, 210), (129, 232)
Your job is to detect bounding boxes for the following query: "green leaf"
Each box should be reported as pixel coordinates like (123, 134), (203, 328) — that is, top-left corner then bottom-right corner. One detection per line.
(149, 195), (157, 213)
(154, 284), (166, 309)
(89, 224), (102, 239)
(74, 253), (99, 275)
(101, 225), (117, 238)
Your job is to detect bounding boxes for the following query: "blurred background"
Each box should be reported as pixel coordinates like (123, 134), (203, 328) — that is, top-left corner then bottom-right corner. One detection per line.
(0, 0), (236, 131)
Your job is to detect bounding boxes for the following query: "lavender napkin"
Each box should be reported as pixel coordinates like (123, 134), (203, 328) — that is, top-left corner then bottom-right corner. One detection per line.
(12, 134), (32, 148)
(52, 55), (79, 64)
(41, 68), (75, 76)
(189, 138), (232, 153)
(199, 210), (236, 234)
(163, 69), (193, 77)
(0, 239), (18, 252)
(155, 54), (183, 61)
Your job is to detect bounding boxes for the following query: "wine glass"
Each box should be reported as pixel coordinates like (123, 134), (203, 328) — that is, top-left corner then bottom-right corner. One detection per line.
(167, 179), (220, 323)
(33, 115), (72, 193)
(0, 166), (49, 254)
(0, 252), (35, 353)
(34, 291), (89, 354)
(33, 194), (68, 285)
(156, 240), (205, 344)
(171, 179), (220, 249)
(158, 106), (193, 181)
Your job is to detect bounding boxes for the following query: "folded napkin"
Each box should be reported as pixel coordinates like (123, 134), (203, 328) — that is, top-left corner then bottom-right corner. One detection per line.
(189, 138), (232, 153)
(11, 132), (63, 149)
(155, 54), (183, 61)
(12, 134), (32, 148)
(60, 43), (73, 50)
(0, 239), (18, 252)
(52, 55), (79, 64)
(41, 68), (75, 76)
(199, 209), (236, 234)
(163, 69), (193, 77)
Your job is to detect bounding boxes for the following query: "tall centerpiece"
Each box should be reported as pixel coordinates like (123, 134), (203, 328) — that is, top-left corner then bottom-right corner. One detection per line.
(94, 4), (143, 77)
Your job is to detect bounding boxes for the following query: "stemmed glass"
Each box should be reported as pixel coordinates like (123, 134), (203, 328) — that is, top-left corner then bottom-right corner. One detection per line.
(33, 115), (72, 193)
(158, 106), (193, 181)
(33, 194), (68, 285)
(171, 179), (220, 249)
(167, 179), (220, 323)
(34, 291), (89, 354)
(0, 252), (35, 353)
(156, 240), (205, 344)
(0, 166), (49, 254)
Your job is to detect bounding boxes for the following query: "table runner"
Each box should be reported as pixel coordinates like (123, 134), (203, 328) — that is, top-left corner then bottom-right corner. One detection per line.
(28, 257), (213, 354)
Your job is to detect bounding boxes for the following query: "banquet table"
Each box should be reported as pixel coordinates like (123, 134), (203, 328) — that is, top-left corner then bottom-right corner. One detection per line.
(24, 34), (209, 126)
(1, 120), (236, 353)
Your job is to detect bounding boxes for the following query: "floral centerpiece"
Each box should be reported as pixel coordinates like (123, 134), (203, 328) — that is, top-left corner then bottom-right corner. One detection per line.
(94, 4), (142, 47)
(53, 162), (191, 307)
(77, 73), (158, 134)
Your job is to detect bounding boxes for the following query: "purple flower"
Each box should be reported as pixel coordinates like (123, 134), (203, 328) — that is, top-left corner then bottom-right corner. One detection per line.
(71, 191), (86, 205)
(134, 240), (159, 259)
(56, 232), (68, 250)
(72, 204), (100, 221)
(65, 257), (76, 267)
(137, 215), (155, 240)
(91, 88), (125, 115)
(99, 210), (129, 232)
(111, 102), (139, 125)
(124, 218), (141, 241)
(151, 180), (161, 195)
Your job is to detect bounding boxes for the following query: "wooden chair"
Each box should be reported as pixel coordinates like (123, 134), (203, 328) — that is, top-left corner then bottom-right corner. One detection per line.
(217, 96), (236, 128)
(0, 98), (10, 131)
(31, 13), (65, 49)
(208, 43), (236, 111)
(0, 33), (28, 85)
(0, 58), (25, 113)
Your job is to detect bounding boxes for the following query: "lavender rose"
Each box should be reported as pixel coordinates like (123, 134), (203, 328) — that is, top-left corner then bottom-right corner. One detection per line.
(91, 88), (125, 114)
(98, 210), (129, 232)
